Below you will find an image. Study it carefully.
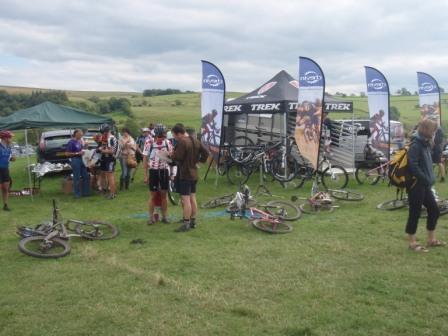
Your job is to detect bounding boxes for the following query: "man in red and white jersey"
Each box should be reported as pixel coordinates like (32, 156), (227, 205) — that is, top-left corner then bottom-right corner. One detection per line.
(143, 124), (174, 225)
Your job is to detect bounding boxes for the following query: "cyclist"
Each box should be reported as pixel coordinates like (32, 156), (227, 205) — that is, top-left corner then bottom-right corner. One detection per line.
(0, 130), (16, 211)
(201, 109), (219, 144)
(97, 124), (118, 200)
(143, 124), (173, 224)
(370, 110), (386, 145)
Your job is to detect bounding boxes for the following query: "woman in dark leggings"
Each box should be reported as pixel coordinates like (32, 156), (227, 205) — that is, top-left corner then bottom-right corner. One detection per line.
(406, 118), (444, 252)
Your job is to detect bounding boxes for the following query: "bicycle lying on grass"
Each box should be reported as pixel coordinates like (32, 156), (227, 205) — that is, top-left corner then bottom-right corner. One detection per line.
(17, 200), (119, 259)
(291, 189), (363, 214)
(205, 185), (301, 233)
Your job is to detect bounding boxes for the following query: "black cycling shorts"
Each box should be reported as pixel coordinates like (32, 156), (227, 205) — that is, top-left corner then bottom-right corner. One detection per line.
(178, 179), (197, 196)
(432, 150), (442, 164)
(0, 167), (10, 184)
(149, 169), (169, 192)
(100, 158), (116, 172)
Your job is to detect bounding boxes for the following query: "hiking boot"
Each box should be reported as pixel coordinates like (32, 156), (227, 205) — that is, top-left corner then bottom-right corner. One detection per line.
(161, 217), (170, 224)
(441, 177), (445, 183)
(174, 221), (190, 232)
(3, 204), (10, 211)
(105, 193), (116, 200)
(147, 218), (156, 225)
(190, 218), (196, 229)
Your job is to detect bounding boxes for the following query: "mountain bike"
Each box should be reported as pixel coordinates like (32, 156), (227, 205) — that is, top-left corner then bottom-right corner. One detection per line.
(293, 153), (349, 190)
(17, 200), (119, 259)
(227, 138), (299, 185)
(227, 185), (300, 233)
(297, 191), (338, 214)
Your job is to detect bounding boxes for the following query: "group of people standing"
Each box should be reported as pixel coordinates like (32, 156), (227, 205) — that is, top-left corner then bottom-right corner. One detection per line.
(65, 122), (208, 232)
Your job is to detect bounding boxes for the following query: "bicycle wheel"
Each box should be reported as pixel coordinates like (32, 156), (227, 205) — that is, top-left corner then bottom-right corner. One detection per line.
(75, 221), (119, 240)
(201, 194), (233, 208)
(321, 165), (348, 190)
(299, 202), (335, 214)
(271, 154), (299, 182)
(265, 200), (301, 221)
(355, 167), (381, 185)
(251, 219), (293, 234)
(168, 180), (180, 206)
(376, 199), (407, 210)
(329, 190), (364, 201)
(229, 136), (255, 163)
(226, 163), (251, 185)
(18, 236), (71, 259)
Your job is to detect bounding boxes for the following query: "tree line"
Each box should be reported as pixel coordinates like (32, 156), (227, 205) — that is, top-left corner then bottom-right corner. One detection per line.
(142, 88), (194, 97)
(0, 90), (133, 118)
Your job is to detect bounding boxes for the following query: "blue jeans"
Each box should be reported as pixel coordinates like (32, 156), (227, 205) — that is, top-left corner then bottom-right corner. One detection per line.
(70, 157), (90, 197)
(119, 157), (130, 179)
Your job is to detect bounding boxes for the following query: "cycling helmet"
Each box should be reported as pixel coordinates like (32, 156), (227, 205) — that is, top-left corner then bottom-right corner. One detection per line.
(0, 130), (13, 139)
(99, 124), (110, 133)
(154, 123), (166, 137)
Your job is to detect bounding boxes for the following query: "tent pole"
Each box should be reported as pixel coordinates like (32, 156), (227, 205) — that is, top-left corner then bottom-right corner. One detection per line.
(25, 129), (33, 201)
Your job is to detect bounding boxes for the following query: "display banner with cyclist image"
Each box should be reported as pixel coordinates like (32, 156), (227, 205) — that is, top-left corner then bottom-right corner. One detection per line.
(201, 60), (225, 161)
(295, 57), (325, 170)
(365, 66), (390, 159)
(417, 72), (441, 125)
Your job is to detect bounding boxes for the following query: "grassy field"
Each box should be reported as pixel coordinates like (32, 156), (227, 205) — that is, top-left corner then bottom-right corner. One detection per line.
(1, 156), (448, 335)
(2, 86), (448, 335)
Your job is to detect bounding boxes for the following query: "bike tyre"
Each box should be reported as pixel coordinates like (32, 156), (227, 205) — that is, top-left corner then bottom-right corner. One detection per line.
(376, 199), (407, 210)
(18, 236), (71, 259)
(201, 194), (233, 209)
(329, 190), (364, 201)
(265, 200), (301, 221)
(321, 165), (348, 190)
(299, 203), (335, 214)
(355, 167), (381, 185)
(75, 221), (119, 240)
(251, 219), (292, 234)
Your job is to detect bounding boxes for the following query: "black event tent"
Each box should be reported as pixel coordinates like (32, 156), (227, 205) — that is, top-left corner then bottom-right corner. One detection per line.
(224, 70), (353, 115)
(223, 70), (352, 144)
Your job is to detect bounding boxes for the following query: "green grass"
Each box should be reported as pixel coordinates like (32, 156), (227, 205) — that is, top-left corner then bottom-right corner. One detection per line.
(1, 157), (448, 335)
(1, 87), (448, 334)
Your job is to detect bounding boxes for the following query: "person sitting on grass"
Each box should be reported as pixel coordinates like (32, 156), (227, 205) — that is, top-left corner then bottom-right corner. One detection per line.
(0, 130), (16, 211)
(143, 124), (173, 225)
(406, 118), (444, 252)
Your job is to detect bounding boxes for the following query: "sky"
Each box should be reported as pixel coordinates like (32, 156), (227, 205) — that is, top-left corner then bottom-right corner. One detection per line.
(0, 0), (447, 94)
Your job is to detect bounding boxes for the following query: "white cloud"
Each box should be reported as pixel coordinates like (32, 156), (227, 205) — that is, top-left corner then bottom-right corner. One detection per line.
(0, 0), (448, 93)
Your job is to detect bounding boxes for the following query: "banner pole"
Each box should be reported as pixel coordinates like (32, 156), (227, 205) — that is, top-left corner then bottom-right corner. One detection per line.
(25, 128), (34, 201)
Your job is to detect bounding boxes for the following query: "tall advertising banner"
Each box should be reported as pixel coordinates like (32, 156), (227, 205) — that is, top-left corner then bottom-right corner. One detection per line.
(417, 72), (441, 125)
(365, 66), (390, 159)
(295, 57), (325, 171)
(201, 60), (225, 160)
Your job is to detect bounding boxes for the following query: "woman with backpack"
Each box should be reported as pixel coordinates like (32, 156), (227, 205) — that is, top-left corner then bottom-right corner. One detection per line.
(118, 128), (136, 190)
(406, 118), (444, 252)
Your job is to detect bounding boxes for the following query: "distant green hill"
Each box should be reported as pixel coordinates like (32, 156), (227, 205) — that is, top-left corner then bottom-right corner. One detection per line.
(1, 85), (447, 131)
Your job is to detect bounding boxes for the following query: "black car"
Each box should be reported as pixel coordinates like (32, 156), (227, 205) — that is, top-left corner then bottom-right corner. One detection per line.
(37, 130), (73, 164)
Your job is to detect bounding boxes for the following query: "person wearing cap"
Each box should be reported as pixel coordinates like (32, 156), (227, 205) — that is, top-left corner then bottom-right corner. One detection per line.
(143, 124), (173, 224)
(132, 128), (151, 182)
(0, 130), (16, 211)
